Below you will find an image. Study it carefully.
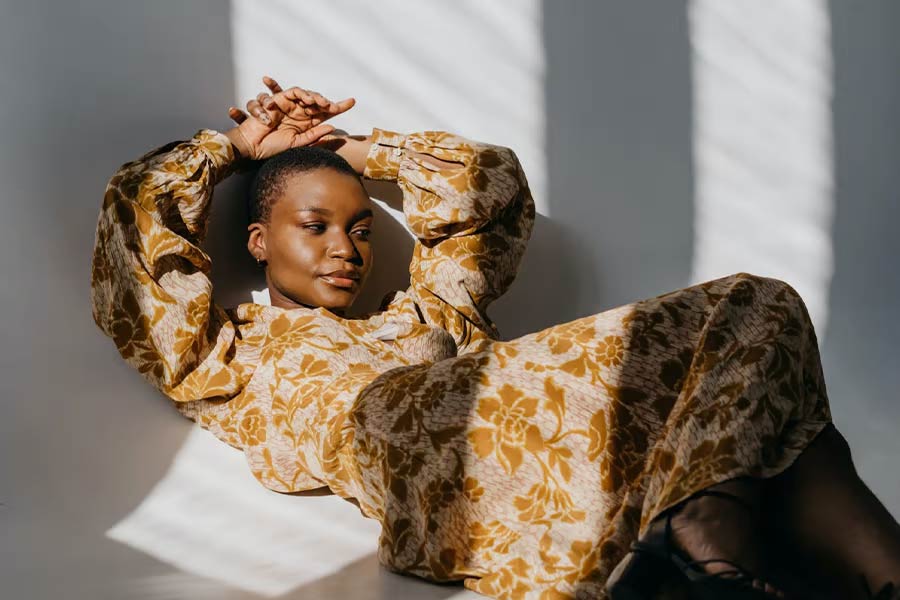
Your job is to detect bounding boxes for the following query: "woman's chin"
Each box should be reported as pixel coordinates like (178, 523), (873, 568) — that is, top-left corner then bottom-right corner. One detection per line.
(318, 291), (359, 311)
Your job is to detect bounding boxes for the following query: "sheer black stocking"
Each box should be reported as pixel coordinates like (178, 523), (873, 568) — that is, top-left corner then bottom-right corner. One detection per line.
(762, 423), (900, 599)
(666, 476), (790, 597)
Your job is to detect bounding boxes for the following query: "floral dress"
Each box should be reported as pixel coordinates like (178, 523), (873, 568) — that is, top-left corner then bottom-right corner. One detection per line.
(90, 127), (833, 599)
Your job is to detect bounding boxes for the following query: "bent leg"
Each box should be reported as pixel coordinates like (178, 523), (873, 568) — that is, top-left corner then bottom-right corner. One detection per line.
(636, 273), (832, 523)
(349, 271), (842, 598)
(765, 422), (900, 599)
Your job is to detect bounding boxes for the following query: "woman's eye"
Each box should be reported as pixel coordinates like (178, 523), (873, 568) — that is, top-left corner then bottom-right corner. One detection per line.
(301, 224), (370, 239)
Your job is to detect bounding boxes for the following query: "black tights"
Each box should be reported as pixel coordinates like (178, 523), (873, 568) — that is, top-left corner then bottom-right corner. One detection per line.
(657, 424), (900, 598)
(761, 423), (900, 598)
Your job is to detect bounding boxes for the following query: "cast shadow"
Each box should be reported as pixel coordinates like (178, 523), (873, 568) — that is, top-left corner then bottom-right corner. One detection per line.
(821, 0), (900, 518)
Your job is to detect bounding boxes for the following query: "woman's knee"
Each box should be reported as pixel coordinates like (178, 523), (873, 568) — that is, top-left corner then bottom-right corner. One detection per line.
(815, 422), (856, 470)
(732, 272), (814, 321)
(732, 271), (797, 297)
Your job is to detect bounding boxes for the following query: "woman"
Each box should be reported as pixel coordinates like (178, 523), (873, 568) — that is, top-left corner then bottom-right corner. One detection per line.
(90, 76), (900, 600)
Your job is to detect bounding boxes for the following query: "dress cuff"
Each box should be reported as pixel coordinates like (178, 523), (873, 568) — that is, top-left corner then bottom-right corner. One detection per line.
(193, 128), (239, 183)
(363, 127), (407, 181)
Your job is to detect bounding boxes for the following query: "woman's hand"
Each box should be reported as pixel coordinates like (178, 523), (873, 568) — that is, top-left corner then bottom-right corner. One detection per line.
(224, 75), (355, 161)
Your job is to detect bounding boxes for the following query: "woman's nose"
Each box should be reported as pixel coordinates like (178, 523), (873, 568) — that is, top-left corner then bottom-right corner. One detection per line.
(328, 231), (359, 258)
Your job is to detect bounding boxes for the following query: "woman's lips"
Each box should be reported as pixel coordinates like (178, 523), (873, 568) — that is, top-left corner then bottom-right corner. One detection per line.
(320, 275), (358, 289)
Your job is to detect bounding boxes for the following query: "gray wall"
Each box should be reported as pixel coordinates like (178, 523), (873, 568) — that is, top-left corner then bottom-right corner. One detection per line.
(821, 0), (900, 517)
(0, 1), (242, 598)
(492, 2), (695, 342)
(540, 2), (695, 318)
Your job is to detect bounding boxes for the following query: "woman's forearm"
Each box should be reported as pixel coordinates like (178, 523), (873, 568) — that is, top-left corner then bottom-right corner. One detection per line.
(223, 127), (374, 174)
(222, 126), (369, 174)
(229, 127), (464, 177)
(327, 132), (463, 176)
(333, 134), (374, 175)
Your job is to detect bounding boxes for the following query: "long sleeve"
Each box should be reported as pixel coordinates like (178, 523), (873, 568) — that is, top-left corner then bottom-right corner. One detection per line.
(364, 129), (536, 353)
(90, 129), (251, 403)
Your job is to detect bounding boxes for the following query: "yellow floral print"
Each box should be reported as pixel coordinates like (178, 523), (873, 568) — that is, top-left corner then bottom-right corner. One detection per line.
(469, 384), (544, 475)
(595, 335), (626, 368)
(92, 126), (833, 599)
(238, 407), (267, 446)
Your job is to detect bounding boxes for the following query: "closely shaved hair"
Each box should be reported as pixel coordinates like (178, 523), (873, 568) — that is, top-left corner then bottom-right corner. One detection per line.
(248, 146), (362, 225)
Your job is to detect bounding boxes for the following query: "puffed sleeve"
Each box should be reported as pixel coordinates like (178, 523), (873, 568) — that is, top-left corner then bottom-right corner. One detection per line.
(364, 128), (536, 353)
(90, 129), (251, 402)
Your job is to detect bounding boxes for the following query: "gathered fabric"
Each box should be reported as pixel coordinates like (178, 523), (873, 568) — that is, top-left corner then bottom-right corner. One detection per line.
(91, 127), (832, 599)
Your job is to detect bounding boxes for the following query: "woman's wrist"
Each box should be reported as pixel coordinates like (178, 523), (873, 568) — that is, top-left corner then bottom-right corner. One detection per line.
(223, 127), (252, 161)
(343, 135), (374, 175)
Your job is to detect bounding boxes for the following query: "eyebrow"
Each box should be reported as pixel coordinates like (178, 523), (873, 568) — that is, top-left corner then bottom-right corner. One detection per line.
(296, 206), (373, 220)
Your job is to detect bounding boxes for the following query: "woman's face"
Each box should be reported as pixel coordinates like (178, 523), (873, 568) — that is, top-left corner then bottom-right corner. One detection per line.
(248, 168), (374, 315)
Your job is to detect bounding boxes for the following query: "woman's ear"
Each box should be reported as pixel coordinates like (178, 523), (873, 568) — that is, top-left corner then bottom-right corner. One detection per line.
(247, 222), (267, 263)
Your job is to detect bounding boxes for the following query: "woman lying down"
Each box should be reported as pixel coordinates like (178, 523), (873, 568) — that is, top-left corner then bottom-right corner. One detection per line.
(90, 75), (900, 599)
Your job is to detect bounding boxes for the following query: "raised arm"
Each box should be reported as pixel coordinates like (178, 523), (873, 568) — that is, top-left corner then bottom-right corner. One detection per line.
(90, 130), (248, 401)
(92, 78), (353, 401)
(363, 128), (536, 353)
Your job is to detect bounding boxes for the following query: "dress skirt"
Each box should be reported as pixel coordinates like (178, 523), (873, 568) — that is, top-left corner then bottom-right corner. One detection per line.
(340, 272), (833, 600)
